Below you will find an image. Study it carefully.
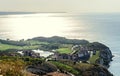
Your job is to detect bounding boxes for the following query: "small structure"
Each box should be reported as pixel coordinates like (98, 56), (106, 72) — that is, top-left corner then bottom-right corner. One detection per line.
(22, 50), (40, 58)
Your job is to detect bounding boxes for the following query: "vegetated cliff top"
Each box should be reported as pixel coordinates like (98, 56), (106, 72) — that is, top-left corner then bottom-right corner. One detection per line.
(30, 36), (109, 49)
(29, 36), (89, 45)
(0, 36), (110, 51)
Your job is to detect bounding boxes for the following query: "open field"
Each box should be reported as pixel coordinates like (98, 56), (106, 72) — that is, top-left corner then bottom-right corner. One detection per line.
(56, 48), (73, 54)
(0, 43), (40, 51)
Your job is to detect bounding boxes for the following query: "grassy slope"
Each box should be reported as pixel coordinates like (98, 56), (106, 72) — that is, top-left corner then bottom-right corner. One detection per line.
(50, 61), (95, 76)
(0, 40), (49, 51)
(56, 48), (72, 54)
(0, 43), (21, 50)
(0, 43), (39, 51)
(50, 61), (80, 75)
(88, 51), (100, 63)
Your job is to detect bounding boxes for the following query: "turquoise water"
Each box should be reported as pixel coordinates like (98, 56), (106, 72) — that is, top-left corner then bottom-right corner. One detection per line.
(0, 13), (120, 76)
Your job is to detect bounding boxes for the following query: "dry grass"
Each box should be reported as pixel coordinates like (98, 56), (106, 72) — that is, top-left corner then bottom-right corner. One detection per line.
(0, 59), (36, 76)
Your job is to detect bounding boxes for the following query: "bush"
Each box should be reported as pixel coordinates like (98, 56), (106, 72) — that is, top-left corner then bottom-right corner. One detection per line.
(0, 59), (26, 76)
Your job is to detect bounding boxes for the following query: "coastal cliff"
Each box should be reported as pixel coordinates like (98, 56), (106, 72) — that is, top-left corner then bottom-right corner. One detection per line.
(87, 42), (113, 67)
(0, 36), (113, 76)
(26, 61), (113, 76)
(96, 48), (113, 67)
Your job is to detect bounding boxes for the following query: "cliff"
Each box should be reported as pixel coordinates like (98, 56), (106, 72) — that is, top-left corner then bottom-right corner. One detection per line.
(86, 42), (113, 67)
(26, 61), (113, 76)
(0, 36), (113, 76)
(97, 48), (113, 67)
(82, 64), (113, 76)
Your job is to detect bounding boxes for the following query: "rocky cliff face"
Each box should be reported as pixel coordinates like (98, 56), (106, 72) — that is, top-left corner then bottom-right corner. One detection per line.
(96, 48), (113, 67)
(26, 61), (113, 76)
(82, 64), (113, 76)
(87, 42), (113, 67)
(26, 62), (57, 75)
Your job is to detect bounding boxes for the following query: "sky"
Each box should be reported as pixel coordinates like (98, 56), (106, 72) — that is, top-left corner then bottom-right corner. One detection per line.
(0, 0), (120, 13)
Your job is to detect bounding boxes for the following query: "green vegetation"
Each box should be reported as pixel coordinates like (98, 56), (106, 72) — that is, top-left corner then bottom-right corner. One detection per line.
(74, 63), (93, 71)
(0, 43), (40, 51)
(0, 36), (89, 51)
(26, 40), (49, 45)
(32, 36), (89, 45)
(88, 51), (100, 63)
(52, 60), (93, 72)
(0, 56), (113, 76)
(57, 48), (72, 54)
(0, 43), (21, 50)
(0, 56), (45, 76)
(50, 61), (80, 76)
(0, 36), (113, 76)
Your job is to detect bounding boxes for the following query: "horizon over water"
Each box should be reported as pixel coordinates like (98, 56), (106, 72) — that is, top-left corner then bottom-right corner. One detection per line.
(0, 13), (120, 76)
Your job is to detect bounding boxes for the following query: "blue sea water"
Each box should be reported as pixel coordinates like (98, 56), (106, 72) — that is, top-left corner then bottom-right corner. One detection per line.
(0, 13), (120, 76)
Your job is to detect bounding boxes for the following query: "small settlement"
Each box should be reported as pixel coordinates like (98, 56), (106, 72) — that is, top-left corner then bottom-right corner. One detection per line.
(52, 45), (97, 62)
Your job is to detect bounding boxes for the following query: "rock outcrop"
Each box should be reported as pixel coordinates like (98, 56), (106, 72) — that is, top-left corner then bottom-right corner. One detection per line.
(26, 62), (57, 75)
(87, 42), (113, 67)
(97, 48), (113, 67)
(82, 64), (113, 76)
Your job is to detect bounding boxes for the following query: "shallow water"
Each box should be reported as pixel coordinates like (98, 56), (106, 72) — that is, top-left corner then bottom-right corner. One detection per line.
(32, 49), (54, 57)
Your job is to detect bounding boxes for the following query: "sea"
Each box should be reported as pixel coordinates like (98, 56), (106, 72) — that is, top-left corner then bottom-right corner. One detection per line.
(0, 12), (120, 76)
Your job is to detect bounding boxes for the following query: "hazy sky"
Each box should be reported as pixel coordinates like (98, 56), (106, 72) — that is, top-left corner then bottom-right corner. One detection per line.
(0, 0), (120, 13)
